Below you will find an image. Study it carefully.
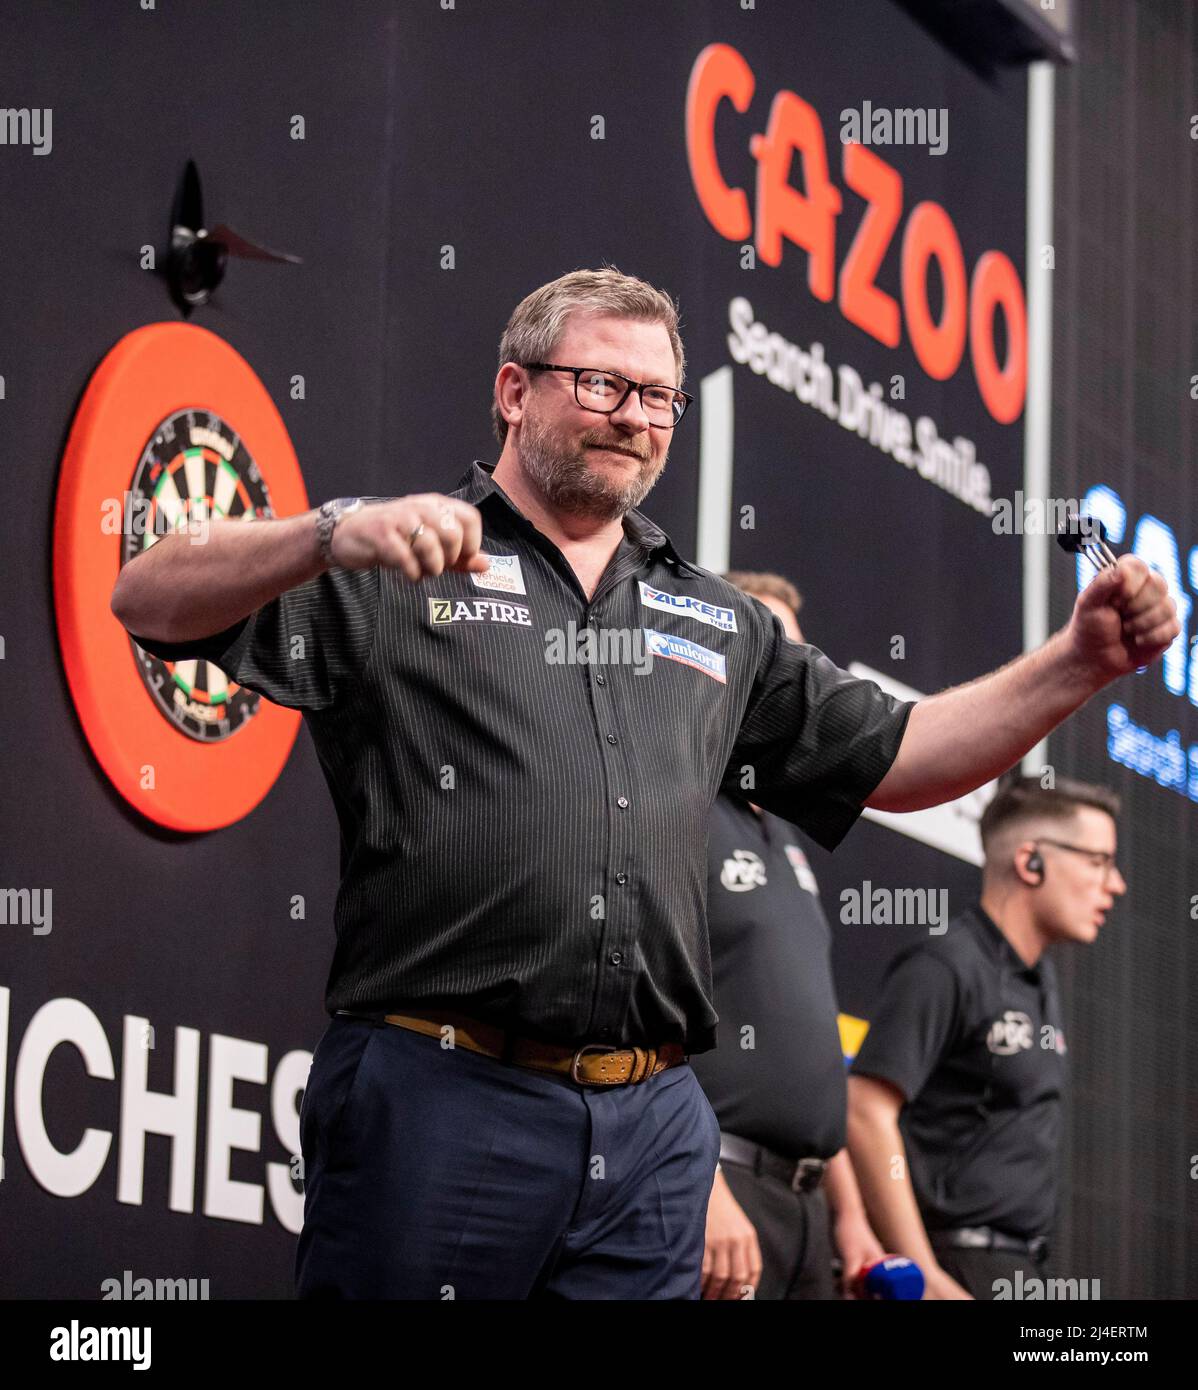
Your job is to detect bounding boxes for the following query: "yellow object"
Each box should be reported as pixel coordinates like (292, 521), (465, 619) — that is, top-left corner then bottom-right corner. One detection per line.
(838, 1012), (870, 1062)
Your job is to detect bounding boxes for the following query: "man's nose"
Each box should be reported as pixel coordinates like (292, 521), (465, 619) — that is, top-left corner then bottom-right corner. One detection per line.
(1108, 866), (1127, 895)
(608, 392), (652, 432)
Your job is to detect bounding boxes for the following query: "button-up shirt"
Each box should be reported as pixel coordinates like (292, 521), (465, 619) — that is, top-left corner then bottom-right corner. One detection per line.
(131, 460), (915, 1051)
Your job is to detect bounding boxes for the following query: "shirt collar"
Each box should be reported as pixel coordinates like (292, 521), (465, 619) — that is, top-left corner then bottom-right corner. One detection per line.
(455, 459), (700, 575)
(972, 904), (1044, 980)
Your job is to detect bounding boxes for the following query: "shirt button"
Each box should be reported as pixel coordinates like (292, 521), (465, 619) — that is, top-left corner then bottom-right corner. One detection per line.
(615, 872), (628, 885)
(617, 796), (629, 809)
(606, 733), (617, 745)
(595, 674), (607, 686)
(610, 952), (623, 965)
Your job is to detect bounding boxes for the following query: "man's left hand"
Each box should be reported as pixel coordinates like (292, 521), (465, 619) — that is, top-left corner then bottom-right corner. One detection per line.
(1066, 554), (1180, 683)
(834, 1211), (886, 1299)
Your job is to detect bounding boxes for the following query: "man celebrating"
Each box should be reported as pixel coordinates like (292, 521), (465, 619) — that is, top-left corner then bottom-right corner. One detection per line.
(110, 266), (1177, 1299)
(847, 774), (1125, 1300)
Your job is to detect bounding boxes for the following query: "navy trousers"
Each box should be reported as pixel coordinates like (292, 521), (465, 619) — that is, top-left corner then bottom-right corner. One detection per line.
(295, 1014), (722, 1299)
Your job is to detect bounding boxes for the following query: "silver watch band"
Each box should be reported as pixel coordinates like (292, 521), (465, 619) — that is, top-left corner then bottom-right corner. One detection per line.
(317, 497), (362, 567)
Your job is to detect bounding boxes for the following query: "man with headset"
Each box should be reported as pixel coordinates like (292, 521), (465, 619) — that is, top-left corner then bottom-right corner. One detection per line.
(846, 773), (1125, 1299)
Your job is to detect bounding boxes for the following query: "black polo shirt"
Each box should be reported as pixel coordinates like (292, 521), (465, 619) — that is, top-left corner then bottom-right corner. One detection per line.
(690, 794), (847, 1160)
(130, 459), (914, 1050)
(850, 906), (1067, 1240)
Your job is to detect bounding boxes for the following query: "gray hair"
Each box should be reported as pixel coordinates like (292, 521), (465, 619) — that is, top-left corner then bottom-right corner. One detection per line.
(491, 265), (687, 445)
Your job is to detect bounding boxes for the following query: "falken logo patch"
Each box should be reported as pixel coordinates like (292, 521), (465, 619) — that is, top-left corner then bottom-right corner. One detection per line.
(644, 628), (726, 683)
(428, 597), (532, 627)
(638, 581), (736, 632)
(471, 551), (526, 594)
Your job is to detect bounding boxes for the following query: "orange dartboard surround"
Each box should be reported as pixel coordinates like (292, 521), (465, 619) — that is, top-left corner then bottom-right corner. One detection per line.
(54, 322), (308, 830)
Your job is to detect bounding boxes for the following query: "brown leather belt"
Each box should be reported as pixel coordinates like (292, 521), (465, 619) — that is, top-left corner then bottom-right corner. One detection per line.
(366, 1008), (686, 1087)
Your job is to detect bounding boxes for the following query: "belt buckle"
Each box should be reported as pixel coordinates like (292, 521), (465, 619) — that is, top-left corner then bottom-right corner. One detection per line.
(958, 1227), (991, 1249)
(791, 1157), (824, 1193)
(570, 1042), (617, 1085)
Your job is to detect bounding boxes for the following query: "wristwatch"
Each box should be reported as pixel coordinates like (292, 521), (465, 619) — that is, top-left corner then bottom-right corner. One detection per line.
(316, 496), (363, 567)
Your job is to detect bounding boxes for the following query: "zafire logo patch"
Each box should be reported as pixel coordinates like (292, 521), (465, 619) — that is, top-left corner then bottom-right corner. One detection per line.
(428, 597), (532, 626)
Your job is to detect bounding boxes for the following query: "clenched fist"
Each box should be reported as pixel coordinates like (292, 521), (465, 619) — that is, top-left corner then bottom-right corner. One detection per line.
(1067, 554), (1181, 682)
(329, 494), (490, 582)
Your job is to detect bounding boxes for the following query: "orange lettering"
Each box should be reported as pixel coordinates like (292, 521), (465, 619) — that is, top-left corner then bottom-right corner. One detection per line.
(901, 200), (967, 380)
(685, 43), (754, 242)
(839, 143), (902, 347)
(971, 251), (1027, 424)
(751, 90), (842, 300)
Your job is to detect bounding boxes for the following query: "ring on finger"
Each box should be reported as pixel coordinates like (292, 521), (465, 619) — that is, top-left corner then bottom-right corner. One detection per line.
(408, 522), (426, 547)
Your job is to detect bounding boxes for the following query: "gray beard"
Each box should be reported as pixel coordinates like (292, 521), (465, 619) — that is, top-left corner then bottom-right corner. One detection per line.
(519, 411), (665, 524)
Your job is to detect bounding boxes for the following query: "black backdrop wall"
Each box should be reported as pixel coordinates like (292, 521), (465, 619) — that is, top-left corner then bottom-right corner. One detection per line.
(1046, 0), (1198, 1301)
(0, 0), (1191, 1299)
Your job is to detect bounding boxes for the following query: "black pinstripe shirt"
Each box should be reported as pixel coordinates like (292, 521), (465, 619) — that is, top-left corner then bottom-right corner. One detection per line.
(131, 460), (915, 1051)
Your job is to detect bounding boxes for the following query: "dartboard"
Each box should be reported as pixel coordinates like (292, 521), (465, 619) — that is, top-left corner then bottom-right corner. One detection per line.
(54, 322), (308, 831)
(122, 408), (273, 742)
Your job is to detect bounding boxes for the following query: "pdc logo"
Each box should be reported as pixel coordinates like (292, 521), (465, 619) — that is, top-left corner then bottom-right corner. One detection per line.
(986, 1010), (1034, 1056)
(720, 850), (768, 892)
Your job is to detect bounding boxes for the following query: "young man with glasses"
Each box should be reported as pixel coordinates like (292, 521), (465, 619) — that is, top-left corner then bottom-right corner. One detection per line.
(110, 265), (1174, 1300)
(847, 774), (1126, 1299)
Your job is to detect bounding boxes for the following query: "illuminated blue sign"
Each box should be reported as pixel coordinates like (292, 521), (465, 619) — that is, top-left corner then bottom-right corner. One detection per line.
(1079, 484), (1195, 703)
(1080, 484), (1198, 802)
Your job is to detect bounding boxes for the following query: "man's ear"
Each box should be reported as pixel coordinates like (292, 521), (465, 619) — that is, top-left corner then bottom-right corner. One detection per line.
(1015, 842), (1043, 887)
(494, 363), (527, 435)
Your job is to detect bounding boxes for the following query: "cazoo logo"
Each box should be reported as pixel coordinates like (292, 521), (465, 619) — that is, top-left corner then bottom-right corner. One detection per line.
(987, 1010), (1034, 1055)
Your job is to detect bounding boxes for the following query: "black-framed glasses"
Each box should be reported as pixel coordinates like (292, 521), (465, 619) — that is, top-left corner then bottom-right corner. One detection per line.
(524, 362), (693, 428)
(1036, 838), (1121, 878)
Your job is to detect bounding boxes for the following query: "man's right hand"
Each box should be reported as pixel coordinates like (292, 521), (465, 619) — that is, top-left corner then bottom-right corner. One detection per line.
(330, 495), (490, 581)
(922, 1265), (974, 1300)
(701, 1168), (763, 1300)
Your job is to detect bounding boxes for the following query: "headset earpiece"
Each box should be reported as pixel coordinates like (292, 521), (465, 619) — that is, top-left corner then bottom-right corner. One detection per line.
(1026, 850), (1044, 883)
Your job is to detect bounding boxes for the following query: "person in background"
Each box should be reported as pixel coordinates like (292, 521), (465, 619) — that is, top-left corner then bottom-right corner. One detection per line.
(847, 774), (1125, 1300)
(694, 571), (887, 1300)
